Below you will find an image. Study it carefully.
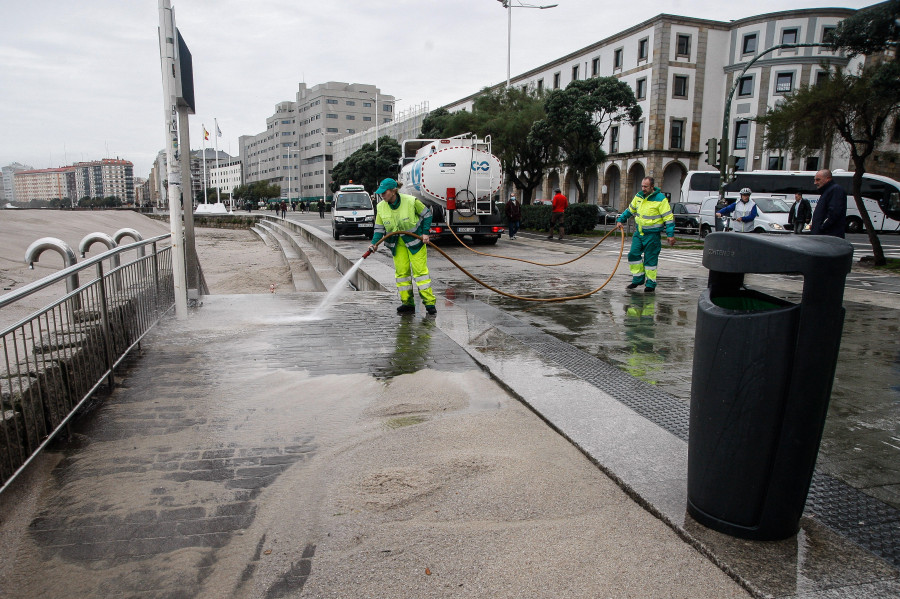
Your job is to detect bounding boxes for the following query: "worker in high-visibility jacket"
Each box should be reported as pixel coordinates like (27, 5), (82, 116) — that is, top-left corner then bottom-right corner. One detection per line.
(368, 178), (437, 315)
(615, 176), (675, 293)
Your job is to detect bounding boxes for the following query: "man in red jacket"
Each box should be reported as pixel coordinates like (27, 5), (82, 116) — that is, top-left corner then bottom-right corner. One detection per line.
(547, 188), (568, 240)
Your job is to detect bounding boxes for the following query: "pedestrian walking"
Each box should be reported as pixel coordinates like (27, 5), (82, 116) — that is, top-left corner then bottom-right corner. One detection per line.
(280, 200), (287, 218)
(811, 169), (847, 238)
(547, 188), (568, 240)
(318, 199), (326, 218)
(615, 177), (675, 293)
(788, 192), (812, 234)
(716, 188), (757, 233)
(367, 178), (437, 315)
(505, 194), (521, 240)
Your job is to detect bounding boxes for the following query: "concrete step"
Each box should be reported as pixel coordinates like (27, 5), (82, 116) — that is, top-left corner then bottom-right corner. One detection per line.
(258, 219), (344, 292)
(256, 221), (319, 292)
(249, 225), (277, 249)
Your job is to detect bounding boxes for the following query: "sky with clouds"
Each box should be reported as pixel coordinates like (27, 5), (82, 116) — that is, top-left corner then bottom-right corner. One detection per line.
(0, 0), (876, 178)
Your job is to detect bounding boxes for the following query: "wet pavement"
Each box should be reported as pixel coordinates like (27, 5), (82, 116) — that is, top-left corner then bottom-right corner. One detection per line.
(1, 213), (899, 598)
(326, 217), (900, 596)
(435, 267), (900, 513)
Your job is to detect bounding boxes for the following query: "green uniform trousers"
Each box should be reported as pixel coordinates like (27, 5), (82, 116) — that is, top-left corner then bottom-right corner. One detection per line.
(627, 232), (662, 289)
(393, 241), (436, 307)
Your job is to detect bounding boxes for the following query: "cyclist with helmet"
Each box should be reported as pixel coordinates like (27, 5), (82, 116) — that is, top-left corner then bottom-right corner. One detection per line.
(716, 188), (758, 233)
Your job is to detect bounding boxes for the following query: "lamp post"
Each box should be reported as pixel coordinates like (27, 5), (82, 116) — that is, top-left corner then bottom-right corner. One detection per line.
(716, 41), (829, 202)
(498, 0), (558, 88)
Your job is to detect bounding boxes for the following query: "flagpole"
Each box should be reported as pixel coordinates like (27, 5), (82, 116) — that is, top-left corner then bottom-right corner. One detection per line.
(201, 125), (208, 204)
(214, 118), (222, 207)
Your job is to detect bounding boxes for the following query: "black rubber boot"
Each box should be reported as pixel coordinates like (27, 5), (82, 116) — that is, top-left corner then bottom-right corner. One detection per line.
(397, 304), (415, 314)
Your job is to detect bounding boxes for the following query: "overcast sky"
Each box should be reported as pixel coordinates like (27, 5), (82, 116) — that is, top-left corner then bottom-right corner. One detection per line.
(0, 0), (876, 178)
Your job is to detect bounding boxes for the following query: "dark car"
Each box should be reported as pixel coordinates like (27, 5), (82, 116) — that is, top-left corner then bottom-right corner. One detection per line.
(597, 205), (619, 224)
(672, 202), (701, 234)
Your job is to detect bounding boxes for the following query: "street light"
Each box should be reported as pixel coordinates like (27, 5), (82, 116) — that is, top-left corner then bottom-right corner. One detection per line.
(498, 0), (558, 88)
(363, 93), (399, 152)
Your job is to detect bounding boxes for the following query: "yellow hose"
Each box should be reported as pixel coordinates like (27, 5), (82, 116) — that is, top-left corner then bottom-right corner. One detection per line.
(367, 226), (626, 303)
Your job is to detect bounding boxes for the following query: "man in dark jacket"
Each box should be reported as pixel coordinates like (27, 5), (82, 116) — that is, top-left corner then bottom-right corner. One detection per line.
(788, 192), (812, 234)
(811, 170), (847, 238)
(505, 194), (521, 240)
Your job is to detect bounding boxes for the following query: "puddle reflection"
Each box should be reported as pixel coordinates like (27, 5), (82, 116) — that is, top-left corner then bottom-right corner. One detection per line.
(443, 270), (900, 508)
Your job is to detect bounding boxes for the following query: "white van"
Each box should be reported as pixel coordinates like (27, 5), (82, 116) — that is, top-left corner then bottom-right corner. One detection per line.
(698, 195), (792, 237)
(331, 184), (375, 240)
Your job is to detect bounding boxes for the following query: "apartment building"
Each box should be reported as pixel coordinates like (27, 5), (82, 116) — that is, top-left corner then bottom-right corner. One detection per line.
(191, 149), (234, 199)
(13, 167), (76, 204)
(209, 159), (243, 197)
(73, 158), (135, 203)
(239, 82), (395, 201)
(445, 7), (862, 207)
(1, 162), (34, 204)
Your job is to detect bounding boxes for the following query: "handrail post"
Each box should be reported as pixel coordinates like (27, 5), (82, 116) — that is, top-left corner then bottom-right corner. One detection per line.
(96, 261), (115, 389)
(151, 241), (161, 318)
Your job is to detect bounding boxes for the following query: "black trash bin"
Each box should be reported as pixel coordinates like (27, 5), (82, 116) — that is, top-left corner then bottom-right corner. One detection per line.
(687, 232), (853, 540)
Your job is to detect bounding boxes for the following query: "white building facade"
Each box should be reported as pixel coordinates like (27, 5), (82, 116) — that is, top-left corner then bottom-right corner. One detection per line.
(209, 159), (243, 196)
(239, 82), (395, 202)
(444, 7), (860, 208)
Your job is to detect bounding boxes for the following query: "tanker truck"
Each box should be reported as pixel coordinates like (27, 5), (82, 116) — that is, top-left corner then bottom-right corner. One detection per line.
(397, 133), (505, 245)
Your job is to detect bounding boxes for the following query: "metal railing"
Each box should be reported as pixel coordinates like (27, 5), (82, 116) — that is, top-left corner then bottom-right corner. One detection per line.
(0, 234), (175, 493)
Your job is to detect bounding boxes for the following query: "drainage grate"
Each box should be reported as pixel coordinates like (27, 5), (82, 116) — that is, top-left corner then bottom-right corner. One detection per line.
(462, 296), (900, 570)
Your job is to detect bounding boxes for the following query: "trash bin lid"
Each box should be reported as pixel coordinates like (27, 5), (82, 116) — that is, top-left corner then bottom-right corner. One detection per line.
(703, 233), (853, 278)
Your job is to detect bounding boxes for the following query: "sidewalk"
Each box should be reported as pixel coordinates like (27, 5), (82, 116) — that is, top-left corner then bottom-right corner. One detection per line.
(0, 293), (750, 599)
(1, 216), (897, 598)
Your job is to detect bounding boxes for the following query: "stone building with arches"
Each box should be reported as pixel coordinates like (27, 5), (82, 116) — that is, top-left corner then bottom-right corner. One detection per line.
(443, 6), (871, 210)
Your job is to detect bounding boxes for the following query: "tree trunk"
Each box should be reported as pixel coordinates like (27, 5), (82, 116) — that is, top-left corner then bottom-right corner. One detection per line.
(851, 159), (886, 266)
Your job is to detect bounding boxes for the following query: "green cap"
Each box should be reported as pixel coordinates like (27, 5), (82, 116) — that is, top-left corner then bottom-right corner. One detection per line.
(375, 178), (398, 194)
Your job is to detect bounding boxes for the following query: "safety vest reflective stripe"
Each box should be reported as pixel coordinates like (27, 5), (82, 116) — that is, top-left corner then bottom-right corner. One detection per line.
(374, 224), (386, 233)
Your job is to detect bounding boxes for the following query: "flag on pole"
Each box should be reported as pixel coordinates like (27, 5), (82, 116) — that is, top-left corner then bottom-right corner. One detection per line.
(216, 122), (222, 137)
(203, 127), (209, 141)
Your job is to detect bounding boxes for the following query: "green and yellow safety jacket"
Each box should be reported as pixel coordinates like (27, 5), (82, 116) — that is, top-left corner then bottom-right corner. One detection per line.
(616, 187), (675, 237)
(372, 193), (433, 255)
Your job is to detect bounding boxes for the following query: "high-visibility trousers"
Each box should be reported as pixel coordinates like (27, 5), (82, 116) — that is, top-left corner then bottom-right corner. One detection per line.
(627, 232), (662, 289)
(393, 242), (436, 306)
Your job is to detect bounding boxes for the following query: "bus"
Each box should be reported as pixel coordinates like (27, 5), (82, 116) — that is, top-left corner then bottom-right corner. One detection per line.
(679, 170), (900, 233)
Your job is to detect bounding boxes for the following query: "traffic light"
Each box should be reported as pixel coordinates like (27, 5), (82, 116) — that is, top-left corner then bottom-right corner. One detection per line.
(705, 138), (719, 167)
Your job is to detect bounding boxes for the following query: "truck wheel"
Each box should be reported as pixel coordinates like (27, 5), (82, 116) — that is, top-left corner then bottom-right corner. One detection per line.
(332, 228), (340, 240)
(754, 227), (766, 234)
(845, 216), (863, 234)
(700, 224), (711, 239)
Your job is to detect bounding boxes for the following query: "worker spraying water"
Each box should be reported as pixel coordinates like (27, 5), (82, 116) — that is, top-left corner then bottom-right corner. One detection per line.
(366, 178), (437, 315)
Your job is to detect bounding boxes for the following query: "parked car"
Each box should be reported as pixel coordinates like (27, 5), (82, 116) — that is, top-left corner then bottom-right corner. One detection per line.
(597, 205), (619, 224)
(672, 202), (701, 234)
(698, 195), (791, 237)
